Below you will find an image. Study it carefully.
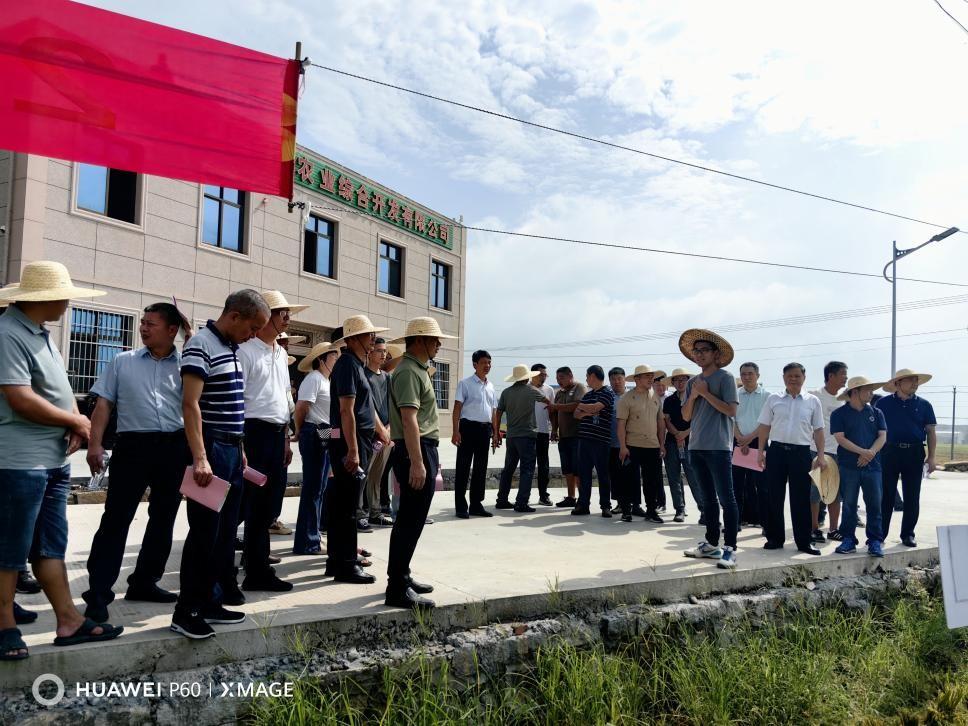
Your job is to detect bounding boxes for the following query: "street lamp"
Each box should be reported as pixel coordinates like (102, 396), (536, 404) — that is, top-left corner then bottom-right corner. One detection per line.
(882, 227), (959, 373)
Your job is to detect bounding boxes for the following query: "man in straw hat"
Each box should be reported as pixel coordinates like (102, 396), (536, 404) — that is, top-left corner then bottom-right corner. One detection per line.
(830, 376), (888, 557)
(663, 368), (702, 522)
(233, 291), (307, 593)
(293, 341), (339, 555)
(494, 363), (548, 513)
(754, 363), (828, 556)
(386, 317), (457, 609)
(172, 289), (270, 639)
(0, 261), (123, 658)
(876, 369), (937, 547)
(678, 328), (740, 568)
(325, 315), (390, 584)
(452, 349), (497, 518)
(616, 365), (667, 524)
(81, 303), (192, 625)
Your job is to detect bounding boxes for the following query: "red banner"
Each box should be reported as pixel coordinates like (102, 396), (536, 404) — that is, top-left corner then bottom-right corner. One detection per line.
(0, 0), (299, 197)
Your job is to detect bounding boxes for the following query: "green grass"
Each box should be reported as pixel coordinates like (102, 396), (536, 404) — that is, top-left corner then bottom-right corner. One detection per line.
(939, 444), (968, 464)
(245, 588), (968, 725)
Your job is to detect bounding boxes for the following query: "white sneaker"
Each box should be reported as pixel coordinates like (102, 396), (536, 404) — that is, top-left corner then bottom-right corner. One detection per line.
(717, 545), (737, 569)
(684, 541), (723, 559)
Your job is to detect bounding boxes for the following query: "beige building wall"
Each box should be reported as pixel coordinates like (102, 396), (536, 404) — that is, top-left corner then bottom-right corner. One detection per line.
(0, 149), (465, 436)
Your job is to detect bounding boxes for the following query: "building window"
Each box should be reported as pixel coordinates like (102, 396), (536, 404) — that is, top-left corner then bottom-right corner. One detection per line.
(202, 185), (245, 252)
(378, 241), (403, 297)
(67, 308), (135, 395)
(430, 260), (451, 310)
(304, 215), (336, 278)
(432, 362), (450, 409)
(76, 164), (139, 224)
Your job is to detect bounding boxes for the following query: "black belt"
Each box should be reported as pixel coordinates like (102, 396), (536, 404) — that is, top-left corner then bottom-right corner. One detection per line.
(245, 419), (287, 432)
(769, 442), (809, 451)
(117, 429), (185, 440)
(392, 438), (439, 448)
(209, 429), (244, 444)
(460, 419), (491, 426)
(886, 442), (923, 449)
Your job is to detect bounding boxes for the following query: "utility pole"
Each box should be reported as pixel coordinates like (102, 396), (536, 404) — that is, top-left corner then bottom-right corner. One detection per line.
(952, 386), (958, 462)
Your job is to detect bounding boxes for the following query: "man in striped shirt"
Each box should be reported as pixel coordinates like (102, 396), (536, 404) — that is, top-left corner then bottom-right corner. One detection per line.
(172, 290), (269, 640)
(572, 365), (615, 517)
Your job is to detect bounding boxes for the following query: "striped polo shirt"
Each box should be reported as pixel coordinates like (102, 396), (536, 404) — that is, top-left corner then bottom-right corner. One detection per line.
(180, 321), (245, 435)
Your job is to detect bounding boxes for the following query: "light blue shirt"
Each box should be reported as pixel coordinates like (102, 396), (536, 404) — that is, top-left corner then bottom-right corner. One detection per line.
(736, 384), (769, 436)
(0, 305), (76, 469)
(91, 346), (183, 433)
(455, 374), (496, 423)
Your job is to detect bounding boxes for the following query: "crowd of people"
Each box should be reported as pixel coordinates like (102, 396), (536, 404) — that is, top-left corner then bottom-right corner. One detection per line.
(0, 260), (938, 661)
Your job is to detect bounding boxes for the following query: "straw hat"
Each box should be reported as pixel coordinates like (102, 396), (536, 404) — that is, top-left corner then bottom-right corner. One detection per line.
(297, 341), (337, 372)
(387, 316), (457, 345)
(276, 332), (306, 345)
(668, 367), (693, 380)
(837, 376), (889, 401)
(678, 328), (734, 367)
(387, 343), (405, 360)
(287, 355), (296, 366)
(261, 290), (308, 314)
(809, 454), (840, 504)
(652, 370), (667, 381)
(632, 365), (657, 378)
(0, 261), (105, 302)
(882, 368), (932, 393)
(505, 363), (541, 383)
(334, 314), (388, 345)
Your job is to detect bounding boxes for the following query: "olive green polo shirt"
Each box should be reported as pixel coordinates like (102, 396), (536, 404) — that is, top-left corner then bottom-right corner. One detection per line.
(497, 381), (545, 438)
(389, 352), (439, 441)
(0, 305), (76, 469)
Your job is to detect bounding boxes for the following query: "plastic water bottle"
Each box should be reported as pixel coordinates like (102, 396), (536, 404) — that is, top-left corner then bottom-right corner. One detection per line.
(87, 452), (110, 491)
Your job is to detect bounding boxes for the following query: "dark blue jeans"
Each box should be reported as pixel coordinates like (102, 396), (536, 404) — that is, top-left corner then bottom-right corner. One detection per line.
(838, 466), (883, 544)
(880, 444), (924, 540)
(665, 439), (701, 514)
(294, 425), (330, 554)
(0, 465), (71, 570)
(690, 449), (738, 548)
(578, 438), (611, 509)
(497, 436), (537, 506)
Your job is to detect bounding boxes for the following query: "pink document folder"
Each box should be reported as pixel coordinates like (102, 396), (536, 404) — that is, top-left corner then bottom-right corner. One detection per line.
(243, 466), (267, 486)
(180, 466), (231, 512)
(731, 446), (764, 472)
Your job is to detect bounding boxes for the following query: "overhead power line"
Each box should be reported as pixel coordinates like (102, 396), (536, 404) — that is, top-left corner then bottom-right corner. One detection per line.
(935, 0), (968, 36)
(310, 62), (960, 233)
(306, 202), (967, 289)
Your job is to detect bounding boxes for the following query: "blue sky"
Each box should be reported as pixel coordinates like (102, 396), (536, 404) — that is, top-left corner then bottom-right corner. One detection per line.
(86, 0), (968, 418)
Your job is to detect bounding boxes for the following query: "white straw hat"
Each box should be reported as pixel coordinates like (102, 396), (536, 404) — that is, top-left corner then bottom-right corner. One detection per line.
(0, 261), (105, 302)
(277, 332), (306, 345)
(387, 316), (457, 344)
(882, 368), (932, 393)
(505, 363), (541, 383)
(837, 376), (889, 401)
(652, 369), (668, 381)
(334, 315), (389, 345)
(668, 368), (694, 380)
(261, 290), (308, 314)
(632, 365), (657, 377)
(287, 355), (296, 366)
(298, 341), (337, 372)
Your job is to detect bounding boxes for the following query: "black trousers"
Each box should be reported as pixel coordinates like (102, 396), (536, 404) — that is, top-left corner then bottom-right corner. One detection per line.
(326, 432), (373, 575)
(176, 433), (245, 614)
(732, 437), (763, 525)
(388, 438), (439, 591)
(454, 419), (491, 512)
(241, 419), (287, 579)
(609, 447), (626, 506)
(628, 446), (664, 513)
(536, 432), (550, 497)
(764, 442), (813, 548)
(83, 430), (189, 609)
(880, 444), (925, 540)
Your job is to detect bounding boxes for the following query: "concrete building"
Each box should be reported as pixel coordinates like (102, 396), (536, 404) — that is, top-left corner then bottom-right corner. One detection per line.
(0, 145), (465, 435)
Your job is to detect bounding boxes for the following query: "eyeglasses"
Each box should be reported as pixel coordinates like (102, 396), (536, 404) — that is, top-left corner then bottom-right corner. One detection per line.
(692, 347), (714, 354)
(276, 310), (291, 319)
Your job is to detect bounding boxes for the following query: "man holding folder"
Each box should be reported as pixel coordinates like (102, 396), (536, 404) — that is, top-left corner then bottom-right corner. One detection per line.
(733, 362), (768, 530)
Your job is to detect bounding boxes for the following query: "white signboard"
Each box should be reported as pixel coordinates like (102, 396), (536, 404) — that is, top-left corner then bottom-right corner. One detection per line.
(938, 525), (968, 628)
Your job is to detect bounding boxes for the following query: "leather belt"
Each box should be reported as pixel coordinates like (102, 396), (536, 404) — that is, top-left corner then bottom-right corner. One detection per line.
(209, 429), (244, 444)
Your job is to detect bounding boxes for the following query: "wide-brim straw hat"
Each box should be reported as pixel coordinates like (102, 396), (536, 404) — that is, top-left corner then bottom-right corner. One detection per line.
(505, 363), (541, 383)
(838, 376), (889, 401)
(668, 367), (694, 380)
(632, 364), (657, 378)
(652, 370), (668, 381)
(0, 261), (105, 302)
(261, 290), (308, 314)
(387, 316), (457, 345)
(334, 315), (389, 345)
(286, 355), (296, 366)
(678, 328), (734, 367)
(297, 341), (337, 372)
(387, 343), (405, 360)
(882, 368), (933, 393)
(809, 454), (840, 504)
(277, 332), (306, 345)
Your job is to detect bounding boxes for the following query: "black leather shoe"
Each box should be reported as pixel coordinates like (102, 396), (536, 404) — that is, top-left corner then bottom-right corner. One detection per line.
(514, 504), (536, 513)
(14, 602), (38, 625)
(405, 577), (434, 594)
(538, 495), (553, 506)
(469, 506), (493, 517)
(16, 571), (41, 594)
(385, 587), (435, 610)
(125, 583), (178, 603)
(334, 566), (376, 584)
(763, 541), (784, 550)
(84, 604), (109, 623)
(902, 536), (917, 547)
(797, 546), (822, 556)
(601, 508), (613, 518)
(630, 505), (648, 518)
(242, 573), (293, 592)
(456, 511), (470, 519)
(494, 500), (513, 509)
(571, 506), (590, 516)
